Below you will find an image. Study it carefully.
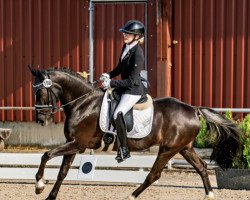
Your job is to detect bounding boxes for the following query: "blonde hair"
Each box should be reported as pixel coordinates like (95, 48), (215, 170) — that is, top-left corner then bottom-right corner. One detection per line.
(138, 36), (144, 44)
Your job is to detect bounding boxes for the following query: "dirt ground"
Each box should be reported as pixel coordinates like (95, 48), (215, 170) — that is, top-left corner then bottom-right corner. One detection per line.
(0, 170), (250, 200)
(0, 148), (249, 200)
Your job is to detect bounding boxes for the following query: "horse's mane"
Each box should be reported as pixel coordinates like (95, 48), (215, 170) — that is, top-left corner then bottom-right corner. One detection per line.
(45, 67), (88, 82)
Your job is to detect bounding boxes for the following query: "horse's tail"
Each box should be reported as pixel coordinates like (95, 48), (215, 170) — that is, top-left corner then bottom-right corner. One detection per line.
(197, 107), (242, 169)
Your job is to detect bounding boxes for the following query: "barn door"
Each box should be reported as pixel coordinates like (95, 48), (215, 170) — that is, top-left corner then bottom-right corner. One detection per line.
(89, 0), (147, 82)
(157, 0), (173, 97)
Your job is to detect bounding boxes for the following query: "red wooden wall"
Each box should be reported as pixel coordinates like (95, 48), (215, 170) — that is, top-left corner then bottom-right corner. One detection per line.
(1, 0), (250, 122)
(0, 0), (157, 122)
(172, 0), (250, 109)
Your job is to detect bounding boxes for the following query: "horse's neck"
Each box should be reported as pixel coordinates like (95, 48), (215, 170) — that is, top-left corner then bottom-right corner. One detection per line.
(54, 72), (94, 104)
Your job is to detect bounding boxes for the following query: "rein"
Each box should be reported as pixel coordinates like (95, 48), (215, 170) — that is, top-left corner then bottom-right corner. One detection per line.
(57, 89), (96, 110)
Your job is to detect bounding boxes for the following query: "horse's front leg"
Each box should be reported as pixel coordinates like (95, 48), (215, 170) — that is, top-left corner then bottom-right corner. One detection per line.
(45, 154), (76, 200)
(35, 141), (81, 195)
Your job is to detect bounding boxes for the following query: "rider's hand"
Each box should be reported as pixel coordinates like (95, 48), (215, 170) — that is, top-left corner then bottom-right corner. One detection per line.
(99, 73), (110, 81)
(100, 79), (111, 90)
(99, 73), (110, 90)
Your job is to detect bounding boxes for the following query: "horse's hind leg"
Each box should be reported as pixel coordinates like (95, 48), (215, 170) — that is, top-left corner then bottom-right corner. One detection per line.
(180, 146), (214, 200)
(35, 141), (81, 195)
(130, 147), (179, 199)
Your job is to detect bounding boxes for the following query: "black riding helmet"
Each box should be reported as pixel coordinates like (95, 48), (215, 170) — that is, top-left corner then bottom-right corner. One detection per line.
(119, 20), (145, 36)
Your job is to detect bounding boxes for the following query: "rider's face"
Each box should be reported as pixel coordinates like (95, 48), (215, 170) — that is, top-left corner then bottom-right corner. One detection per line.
(123, 33), (138, 44)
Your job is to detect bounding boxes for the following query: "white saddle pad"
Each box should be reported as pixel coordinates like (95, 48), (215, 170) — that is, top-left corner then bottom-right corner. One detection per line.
(99, 91), (154, 139)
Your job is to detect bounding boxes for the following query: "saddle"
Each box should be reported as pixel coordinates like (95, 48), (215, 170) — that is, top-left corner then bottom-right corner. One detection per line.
(101, 90), (153, 149)
(108, 90), (148, 132)
(99, 89), (154, 151)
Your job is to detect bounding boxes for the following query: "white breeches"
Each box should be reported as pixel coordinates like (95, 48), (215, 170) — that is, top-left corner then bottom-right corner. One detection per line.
(113, 94), (141, 119)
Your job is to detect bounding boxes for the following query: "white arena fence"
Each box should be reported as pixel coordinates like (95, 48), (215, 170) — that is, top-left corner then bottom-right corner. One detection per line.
(0, 153), (217, 184)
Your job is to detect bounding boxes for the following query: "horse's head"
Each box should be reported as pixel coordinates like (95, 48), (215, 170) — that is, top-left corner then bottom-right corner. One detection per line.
(29, 66), (62, 126)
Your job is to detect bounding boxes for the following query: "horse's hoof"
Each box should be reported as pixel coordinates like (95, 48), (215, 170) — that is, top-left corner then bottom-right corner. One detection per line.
(128, 195), (136, 200)
(35, 179), (45, 194)
(204, 191), (215, 200)
(35, 186), (44, 194)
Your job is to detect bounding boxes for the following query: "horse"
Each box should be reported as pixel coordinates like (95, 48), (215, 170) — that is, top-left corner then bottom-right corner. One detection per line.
(29, 66), (241, 200)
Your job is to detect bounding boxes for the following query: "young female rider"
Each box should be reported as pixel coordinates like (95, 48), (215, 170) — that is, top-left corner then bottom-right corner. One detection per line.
(100, 20), (147, 162)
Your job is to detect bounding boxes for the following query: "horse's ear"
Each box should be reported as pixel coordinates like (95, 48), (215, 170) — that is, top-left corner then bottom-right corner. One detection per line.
(37, 70), (44, 78)
(28, 65), (37, 76)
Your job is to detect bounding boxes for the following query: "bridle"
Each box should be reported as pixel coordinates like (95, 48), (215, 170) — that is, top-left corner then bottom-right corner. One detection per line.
(32, 72), (60, 116)
(32, 72), (96, 116)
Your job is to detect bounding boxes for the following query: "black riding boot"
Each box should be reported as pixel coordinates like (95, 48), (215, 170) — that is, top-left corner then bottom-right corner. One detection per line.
(114, 112), (130, 163)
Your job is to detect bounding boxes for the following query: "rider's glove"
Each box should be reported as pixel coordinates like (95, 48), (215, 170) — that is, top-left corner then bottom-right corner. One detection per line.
(101, 78), (111, 90)
(99, 73), (110, 81)
(99, 73), (111, 90)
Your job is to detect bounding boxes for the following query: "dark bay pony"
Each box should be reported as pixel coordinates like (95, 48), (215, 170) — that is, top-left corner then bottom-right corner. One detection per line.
(29, 67), (241, 200)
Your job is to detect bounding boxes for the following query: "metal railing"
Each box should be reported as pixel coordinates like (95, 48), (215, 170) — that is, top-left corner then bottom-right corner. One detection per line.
(0, 107), (35, 110)
(0, 107), (250, 113)
(212, 108), (250, 113)
(0, 107), (63, 111)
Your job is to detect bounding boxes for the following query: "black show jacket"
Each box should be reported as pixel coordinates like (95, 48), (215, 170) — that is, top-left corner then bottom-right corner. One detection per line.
(108, 44), (147, 96)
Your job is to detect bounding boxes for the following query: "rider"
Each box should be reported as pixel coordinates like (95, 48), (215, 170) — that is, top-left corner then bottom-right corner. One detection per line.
(100, 20), (147, 162)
